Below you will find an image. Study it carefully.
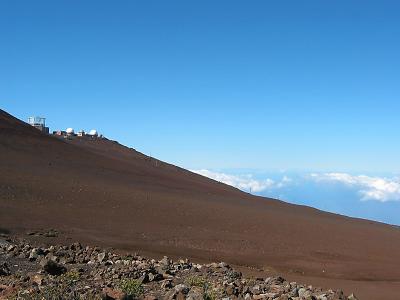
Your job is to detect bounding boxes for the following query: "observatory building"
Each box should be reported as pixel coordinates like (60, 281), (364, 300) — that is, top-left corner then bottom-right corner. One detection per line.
(27, 114), (103, 140)
(66, 128), (75, 136)
(27, 116), (49, 134)
(52, 127), (102, 140)
(88, 129), (98, 137)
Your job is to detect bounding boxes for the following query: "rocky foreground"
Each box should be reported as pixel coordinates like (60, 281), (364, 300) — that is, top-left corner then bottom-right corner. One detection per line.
(0, 236), (358, 300)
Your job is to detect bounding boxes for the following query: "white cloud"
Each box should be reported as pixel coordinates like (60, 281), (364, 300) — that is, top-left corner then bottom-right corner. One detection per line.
(310, 172), (400, 202)
(276, 175), (292, 188)
(191, 169), (400, 202)
(191, 169), (288, 193)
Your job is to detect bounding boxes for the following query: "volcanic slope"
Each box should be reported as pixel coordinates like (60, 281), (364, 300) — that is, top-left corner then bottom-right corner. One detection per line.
(1, 109), (400, 299)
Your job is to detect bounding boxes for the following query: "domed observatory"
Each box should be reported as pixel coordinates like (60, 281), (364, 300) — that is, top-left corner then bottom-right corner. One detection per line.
(88, 129), (98, 138)
(66, 128), (75, 136)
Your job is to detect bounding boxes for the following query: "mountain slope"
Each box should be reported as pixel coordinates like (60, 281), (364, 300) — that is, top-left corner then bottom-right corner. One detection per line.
(1, 109), (400, 299)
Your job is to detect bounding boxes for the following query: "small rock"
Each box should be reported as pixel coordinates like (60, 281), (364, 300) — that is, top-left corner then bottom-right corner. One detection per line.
(148, 272), (163, 282)
(102, 287), (127, 300)
(174, 283), (189, 294)
(251, 285), (261, 295)
(29, 248), (39, 261)
(160, 256), (170, 268)
(32, 274), (44, 286)
(98, 252), (107, 263)
(0, 239), (11, 248)
(43, 260), (66, 276)
(253, 294), (269, 300)
(225, 284), (237, 296)
(44, 230), (58, 237)
(298, 287), (309, 297)
(0, 284), (16, 298)
(138, 273), (149, 284)
(161, 279), (173, 289)
(0, 263), (11, 276)
(186, 286), (203, 300)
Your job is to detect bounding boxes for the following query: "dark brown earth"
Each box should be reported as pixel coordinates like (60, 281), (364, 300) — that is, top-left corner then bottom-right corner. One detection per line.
(1, 109), (400, 299)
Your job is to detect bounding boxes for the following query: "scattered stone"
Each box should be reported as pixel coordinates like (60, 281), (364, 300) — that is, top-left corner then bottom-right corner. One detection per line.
(98, 252), (107, 263)
(138, 273), (149, 284)
(42, 260), (67, 275)
(149, 272), (163, 282)
(0, 238), (357, 300)
(44, 230), (58, 237)
(29, 248), (39, 261)
(186, 286), (203, 300)
(6, 245), (15, 252)
(174, 283), (189, 294)
(0, 284), (16, 298)
(0, 263), (11, 276)
(31, 274), (43, 286)
(102, 287), (126, 300)
(161, 279), (173, 289)
(0, 239), (11, 248)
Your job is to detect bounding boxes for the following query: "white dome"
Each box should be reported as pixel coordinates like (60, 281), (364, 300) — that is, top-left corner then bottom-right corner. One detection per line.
(89, 129), (98, 136)
(66, 128), (74, 134)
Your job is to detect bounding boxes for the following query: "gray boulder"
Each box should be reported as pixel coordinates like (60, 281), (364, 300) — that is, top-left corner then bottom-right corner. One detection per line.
(43, 260), (67, 276)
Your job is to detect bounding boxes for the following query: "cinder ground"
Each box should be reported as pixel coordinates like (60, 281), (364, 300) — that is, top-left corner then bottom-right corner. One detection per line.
(1, 109), (400, 299)
(0, 236), (352, 299)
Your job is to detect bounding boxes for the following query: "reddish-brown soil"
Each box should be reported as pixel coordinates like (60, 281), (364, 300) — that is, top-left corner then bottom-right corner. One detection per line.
(1, 109), (399, 299)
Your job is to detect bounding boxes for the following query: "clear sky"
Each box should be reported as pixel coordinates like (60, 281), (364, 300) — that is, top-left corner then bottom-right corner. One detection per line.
(2, 0), (400, 172)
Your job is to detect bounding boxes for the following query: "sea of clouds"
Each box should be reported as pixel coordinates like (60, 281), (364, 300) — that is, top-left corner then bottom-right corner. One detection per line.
(191, 169), (400, 225)
(191, 169), (400, 202)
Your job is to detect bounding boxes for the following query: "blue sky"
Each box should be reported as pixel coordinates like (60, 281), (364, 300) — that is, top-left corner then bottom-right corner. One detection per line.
(2, 1), (400, 224)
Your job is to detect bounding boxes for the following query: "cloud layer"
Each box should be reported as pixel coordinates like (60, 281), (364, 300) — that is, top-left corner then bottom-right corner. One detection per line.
(191, 169), (282, 193)
(192, 169), (400, 202)
(310, 173), (400, 202)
